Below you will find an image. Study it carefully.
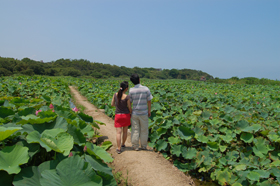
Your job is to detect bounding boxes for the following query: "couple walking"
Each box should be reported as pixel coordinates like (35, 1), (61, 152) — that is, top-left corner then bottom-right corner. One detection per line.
(111, 74), (153, 154)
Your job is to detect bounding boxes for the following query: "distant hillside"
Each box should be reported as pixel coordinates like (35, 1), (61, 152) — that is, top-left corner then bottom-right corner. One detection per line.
(0, 57), (213, 80)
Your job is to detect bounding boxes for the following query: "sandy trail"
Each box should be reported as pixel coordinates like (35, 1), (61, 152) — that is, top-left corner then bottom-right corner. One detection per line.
(69, 86), (195, 186)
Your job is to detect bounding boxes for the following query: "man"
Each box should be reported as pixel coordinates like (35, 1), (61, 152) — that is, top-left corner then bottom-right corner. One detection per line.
(129, 74), (153, 151)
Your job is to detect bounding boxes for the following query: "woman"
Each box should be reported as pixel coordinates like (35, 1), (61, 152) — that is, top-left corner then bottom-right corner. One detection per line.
(111, 81), (132, 154)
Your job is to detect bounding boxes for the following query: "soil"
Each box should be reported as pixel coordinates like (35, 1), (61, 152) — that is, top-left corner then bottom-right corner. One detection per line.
(69, 86), (195, 186)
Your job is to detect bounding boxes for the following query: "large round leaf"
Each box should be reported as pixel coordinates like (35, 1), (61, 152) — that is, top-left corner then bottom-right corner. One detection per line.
(0, 107), (15, 118)
(84, 155), (117, 186)
(0, 145), (29, 174)
(0, 126), (22, 141)
(207, 142), (219, 151)
(216, 169), (231, 186)
(86, 142), (113, 163)
(67, 125), (86, 146)
(240, 132), (254, 143)
(182, 147), (197, 159)
(177, 126), (195, 141)
(170, 145), (182, 157)
(13, 160), (60, 186)
(40, 156), (102, 186)
(156, 139), (168, 151)
(41, 132), (74, 156)
(246, 171), (260, 181)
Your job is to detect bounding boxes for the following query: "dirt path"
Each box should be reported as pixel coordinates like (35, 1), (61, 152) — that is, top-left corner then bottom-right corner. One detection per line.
(69, 86), (195, 186)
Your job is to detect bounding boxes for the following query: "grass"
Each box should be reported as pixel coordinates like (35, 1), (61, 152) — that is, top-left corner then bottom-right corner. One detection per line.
(112, 167), (131, 186)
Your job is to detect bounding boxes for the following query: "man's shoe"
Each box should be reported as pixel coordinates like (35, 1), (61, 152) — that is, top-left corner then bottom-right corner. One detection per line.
(133, 147), (139, 151)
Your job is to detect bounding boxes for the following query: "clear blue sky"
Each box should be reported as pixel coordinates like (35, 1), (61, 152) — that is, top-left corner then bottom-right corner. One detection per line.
(1, 0), (279, 79)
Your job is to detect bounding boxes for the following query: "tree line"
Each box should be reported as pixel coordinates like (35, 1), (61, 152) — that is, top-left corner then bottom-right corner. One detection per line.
(0, 57), (213, 80)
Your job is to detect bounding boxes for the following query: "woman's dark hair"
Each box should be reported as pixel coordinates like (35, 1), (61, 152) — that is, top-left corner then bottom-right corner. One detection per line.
(117, 81), (129, 105)
(130, 74), (140, 85)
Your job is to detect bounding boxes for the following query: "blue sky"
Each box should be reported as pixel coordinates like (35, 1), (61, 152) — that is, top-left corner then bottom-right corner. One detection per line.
(1, 0), (279, 79)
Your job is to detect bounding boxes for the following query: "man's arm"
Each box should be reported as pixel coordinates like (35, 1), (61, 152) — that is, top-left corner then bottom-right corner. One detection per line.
(147, 100), (151, 117)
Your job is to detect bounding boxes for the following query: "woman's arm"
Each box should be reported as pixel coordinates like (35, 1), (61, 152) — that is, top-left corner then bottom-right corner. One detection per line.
(111, 94), (115, 107)
(127, 99), (132, 114)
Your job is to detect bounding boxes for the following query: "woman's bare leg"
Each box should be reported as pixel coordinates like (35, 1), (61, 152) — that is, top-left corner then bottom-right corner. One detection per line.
(122, 126), (128, 146)
(116, 127), (122, 150)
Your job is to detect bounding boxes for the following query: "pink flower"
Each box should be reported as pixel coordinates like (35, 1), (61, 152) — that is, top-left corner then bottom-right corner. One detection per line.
(257, 102), (260, 104)
(83, 146), (87, 152)
(52, 110), (55, 112)
(36, 110), (42, 116)
(19, 82), (21, 85)
(215, 93), (217, 95)
(49, 104), (54, 109)
(72, 107), (79, 112)
(68, 152), (73, 157)
(263, 97), (265, 99)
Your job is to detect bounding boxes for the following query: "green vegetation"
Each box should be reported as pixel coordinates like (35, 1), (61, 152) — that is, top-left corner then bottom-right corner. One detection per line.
(71, 78), (280, 186)
(0, 76), (117, 186)
(0, 56), (213, 80)
(210, 76), (280, 86)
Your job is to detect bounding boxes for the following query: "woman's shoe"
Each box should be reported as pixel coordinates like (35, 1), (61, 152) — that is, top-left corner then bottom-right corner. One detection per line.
(121, 144), (126, 148)
(116, 149), (121, 154)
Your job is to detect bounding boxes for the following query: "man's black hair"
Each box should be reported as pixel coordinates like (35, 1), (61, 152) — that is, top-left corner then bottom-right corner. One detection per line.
(130, 74), (140, 85)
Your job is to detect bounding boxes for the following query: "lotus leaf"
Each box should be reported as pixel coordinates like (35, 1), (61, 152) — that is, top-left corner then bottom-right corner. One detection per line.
(216, 169), (231, 186)
(254, 170), (270, 179)
(177, 126), (195, 140)
(232, 182), (242, 186)
(168, 136), (181, 144)
(182, 147), (197, 159)
(100, 141), (113, 150)
(149, 132), (159, 143)
(193, 110), (202, 116)
(18, 114), (56, 125)
(210, 119), (220, 126)
(240, 132), (254, 143)
(0, 145), (29, 174)
(252, 137), (270, 158)
(86, 142), (113, 163)
(0, 126), (22, 141)
(173, 160), (196, 172)
(207, 142), (219, 151)
(243, 124), (262, 133)
(84, 155), (117, 186)
(224, 106), (235, 113)
(156, 139), (168, 151)
(18, 107), (36, 116)
(259, 180), (279, 186)
(170, 145), (182, 157)
(67, 125), (86, 146)
(40, 156), (102, 186)
(156, 128), (167, 137)
(41, 132), (74, 156)
(234, 164), (247, 171)
(13, 166), (42, 186)
(270, 167), (280, 177)
(246, 171), (260, 181)
(195, 134), (208, 143)
(16, 140), (40, 158)
(268, 134), (280, 142)
(78, 112), (93, 123)
(0, 107), (15, 118)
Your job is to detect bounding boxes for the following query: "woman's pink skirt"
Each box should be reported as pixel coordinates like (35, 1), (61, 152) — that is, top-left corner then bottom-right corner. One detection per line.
(114, 113), (131, 128)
